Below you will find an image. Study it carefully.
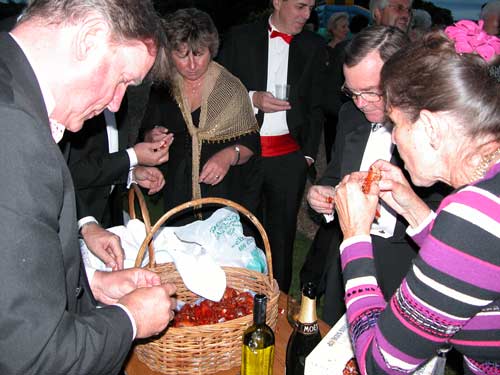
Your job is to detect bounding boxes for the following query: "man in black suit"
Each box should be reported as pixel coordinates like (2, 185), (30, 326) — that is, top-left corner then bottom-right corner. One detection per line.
(302, 0), (415, 300)
(66, 104), (172, 269)
(218, 0), (327, 293)
(306, 26), (450, 325)
(0, 1), (176, 373)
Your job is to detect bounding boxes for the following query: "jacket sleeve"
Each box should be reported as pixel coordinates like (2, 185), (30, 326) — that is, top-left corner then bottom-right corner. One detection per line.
(0, 107), (133, 375)
(300, 40), (328, 159)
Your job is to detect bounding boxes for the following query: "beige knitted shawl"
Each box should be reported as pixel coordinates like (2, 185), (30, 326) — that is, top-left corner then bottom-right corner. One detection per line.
(171, 61), (259, 201)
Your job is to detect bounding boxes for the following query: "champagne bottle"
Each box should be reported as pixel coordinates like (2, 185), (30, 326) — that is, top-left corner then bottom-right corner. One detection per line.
(285, 282), (322, 375)
(241, 294), (275, 375)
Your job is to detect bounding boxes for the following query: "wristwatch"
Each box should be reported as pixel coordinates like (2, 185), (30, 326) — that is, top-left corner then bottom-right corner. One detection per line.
(233, 145), (240, 166)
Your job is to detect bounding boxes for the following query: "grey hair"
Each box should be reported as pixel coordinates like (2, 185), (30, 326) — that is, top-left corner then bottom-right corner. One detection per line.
(369, 0), (414, 19)
(344, 25), (410, 67)
(17, 0), (168, 81)
(481, 0), (500, 18)
(327, 12), (349, 33)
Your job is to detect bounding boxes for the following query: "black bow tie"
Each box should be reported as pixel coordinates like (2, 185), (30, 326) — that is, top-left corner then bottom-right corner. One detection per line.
(371, 123), (384, 132)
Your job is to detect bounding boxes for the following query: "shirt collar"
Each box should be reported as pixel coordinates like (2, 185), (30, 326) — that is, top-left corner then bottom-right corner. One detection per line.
(9, 32), (63, 142)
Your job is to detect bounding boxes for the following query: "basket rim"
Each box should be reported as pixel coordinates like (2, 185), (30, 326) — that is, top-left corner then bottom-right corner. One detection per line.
(131, 195), (274, 284)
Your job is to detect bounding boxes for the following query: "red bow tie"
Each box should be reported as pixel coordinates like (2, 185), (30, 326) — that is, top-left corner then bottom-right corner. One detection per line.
(269, 27), (294, 44)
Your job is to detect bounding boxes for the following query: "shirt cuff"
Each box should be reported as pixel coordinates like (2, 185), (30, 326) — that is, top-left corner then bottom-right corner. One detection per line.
(249, 91), (259, 114)
(127, 168), (136, 189)
(113, 303), (137, 340)
(406, 210), (436, 237)
(126, 147), (138, 168)
(324, 212), (334, 223)
(78, 216), (98, 230)
(85, 265), (97, 286)
(305, 156), (315, 164)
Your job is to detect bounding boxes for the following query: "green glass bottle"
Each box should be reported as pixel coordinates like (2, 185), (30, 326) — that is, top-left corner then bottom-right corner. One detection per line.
(241, 294), (275, 375)
(285, 282), (322, 375)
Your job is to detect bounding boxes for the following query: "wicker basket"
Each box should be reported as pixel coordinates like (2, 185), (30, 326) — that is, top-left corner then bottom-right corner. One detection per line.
(128, 189), (280, 375)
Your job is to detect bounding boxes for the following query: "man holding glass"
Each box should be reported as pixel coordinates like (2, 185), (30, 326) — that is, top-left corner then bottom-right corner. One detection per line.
(218, 0), (327, 293)
(0, 1), (177, 374)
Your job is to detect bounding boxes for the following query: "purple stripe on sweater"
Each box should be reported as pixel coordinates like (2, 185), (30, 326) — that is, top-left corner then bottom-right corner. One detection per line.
(420, 236), (500, 292)
(372, 341), (408, 375)
(453, 190), (500, 222)
(461, 313), (500, 330)
(341, 242), (374, 270)
(374, 325), (422, 365)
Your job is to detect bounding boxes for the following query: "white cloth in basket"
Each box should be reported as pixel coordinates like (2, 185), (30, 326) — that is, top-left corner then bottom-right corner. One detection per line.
(80, 207), (267, 302)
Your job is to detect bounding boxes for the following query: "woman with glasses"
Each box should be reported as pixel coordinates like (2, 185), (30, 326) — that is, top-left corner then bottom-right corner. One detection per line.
(334, 23), (499, 374)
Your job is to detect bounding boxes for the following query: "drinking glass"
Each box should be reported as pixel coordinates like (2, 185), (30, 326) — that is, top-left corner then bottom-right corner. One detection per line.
(275, 84), (291, 100)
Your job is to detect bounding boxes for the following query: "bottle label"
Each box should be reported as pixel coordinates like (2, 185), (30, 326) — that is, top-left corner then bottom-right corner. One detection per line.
(297, 322), (319, 335)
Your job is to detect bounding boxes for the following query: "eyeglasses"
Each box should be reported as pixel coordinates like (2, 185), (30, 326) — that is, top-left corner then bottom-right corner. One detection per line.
(387, 3), (411, 14)
(341, 84), (383, 103)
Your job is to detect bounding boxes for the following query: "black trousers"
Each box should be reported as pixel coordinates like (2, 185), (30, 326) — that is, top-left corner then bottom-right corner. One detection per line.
(259, 151), (308, 293)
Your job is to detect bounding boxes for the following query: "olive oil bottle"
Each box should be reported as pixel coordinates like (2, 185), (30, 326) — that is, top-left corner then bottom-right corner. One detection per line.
(285, 282), (322, 375)
(241, 294), (275, 375)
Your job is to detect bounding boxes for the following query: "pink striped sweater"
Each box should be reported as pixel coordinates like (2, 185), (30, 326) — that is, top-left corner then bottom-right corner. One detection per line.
(340, 163), (500, 375)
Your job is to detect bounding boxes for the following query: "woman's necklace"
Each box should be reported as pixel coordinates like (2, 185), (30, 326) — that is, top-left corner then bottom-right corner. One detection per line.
(472, 146), (500, 181)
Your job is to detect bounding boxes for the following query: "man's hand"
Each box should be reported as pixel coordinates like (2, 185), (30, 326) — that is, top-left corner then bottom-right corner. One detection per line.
(307, 185), (336, 214)
(252, 91), (291, 113)
(133, 133), (174, 166)
(81, 223), (124, 270)
(133, 166), (165, 194)
(119, 281), (177, 338)
(91, 268), (178, 338)
(144, 126), (169, 143)
(91, 268), (162, 304)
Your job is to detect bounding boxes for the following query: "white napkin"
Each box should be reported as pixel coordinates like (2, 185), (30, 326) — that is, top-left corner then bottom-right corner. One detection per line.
(80, 218), (226, 301)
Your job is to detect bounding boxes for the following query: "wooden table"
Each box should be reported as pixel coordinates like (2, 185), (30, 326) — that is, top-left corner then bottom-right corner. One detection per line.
(125, 293), (331, 375)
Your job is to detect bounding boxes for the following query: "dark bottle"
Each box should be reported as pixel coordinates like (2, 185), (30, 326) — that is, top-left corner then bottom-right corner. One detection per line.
(241, 294), (275, 375)
(285, 282), (322, 375)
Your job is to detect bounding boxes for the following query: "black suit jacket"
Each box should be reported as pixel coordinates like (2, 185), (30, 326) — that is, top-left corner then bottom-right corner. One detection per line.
(66, 101), (132, 227)
(0, 32), (132, 374)
(320, 101), (450, 242)
(217, 18), (328, 159)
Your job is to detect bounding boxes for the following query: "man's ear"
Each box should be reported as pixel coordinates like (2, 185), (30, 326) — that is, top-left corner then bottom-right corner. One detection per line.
(373, 8), (382, 25)
(419, 109), (444, 150)
(75, 17), (110, 61)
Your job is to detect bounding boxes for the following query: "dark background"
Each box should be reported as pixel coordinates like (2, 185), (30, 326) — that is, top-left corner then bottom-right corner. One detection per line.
(1, 0), (454, 33)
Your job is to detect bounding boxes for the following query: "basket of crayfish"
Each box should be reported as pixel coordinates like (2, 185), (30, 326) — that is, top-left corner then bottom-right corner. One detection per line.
(128, 192), (279, 375)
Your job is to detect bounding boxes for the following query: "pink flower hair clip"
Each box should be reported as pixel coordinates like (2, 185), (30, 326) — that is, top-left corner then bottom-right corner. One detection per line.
(444, 20), (500, 62)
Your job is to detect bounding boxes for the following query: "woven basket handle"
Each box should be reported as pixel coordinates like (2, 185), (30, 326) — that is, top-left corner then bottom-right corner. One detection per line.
(133, 197), (274, 284)
(127, 183), (154, 257)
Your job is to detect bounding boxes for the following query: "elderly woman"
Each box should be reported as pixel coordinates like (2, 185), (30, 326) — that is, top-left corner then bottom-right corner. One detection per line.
(327, 12), (349, 48)
(142, 8), (260, 223)
(333, 23), (500, 374)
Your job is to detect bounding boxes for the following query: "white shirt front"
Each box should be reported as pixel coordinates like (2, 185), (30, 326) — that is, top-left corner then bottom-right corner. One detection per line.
(260, 22), (290, 136)
(360, 124), (397, 238)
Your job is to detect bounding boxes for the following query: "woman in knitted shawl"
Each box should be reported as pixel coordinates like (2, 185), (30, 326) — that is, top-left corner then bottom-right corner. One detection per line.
(142, 8), (260, 223)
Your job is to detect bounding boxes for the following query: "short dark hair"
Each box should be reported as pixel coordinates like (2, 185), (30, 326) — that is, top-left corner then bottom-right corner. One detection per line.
(18, 0), (167, 81)
(344, 25), (409, 67)
(381, 31), (500, 139)
(162, 8), (219, 59)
